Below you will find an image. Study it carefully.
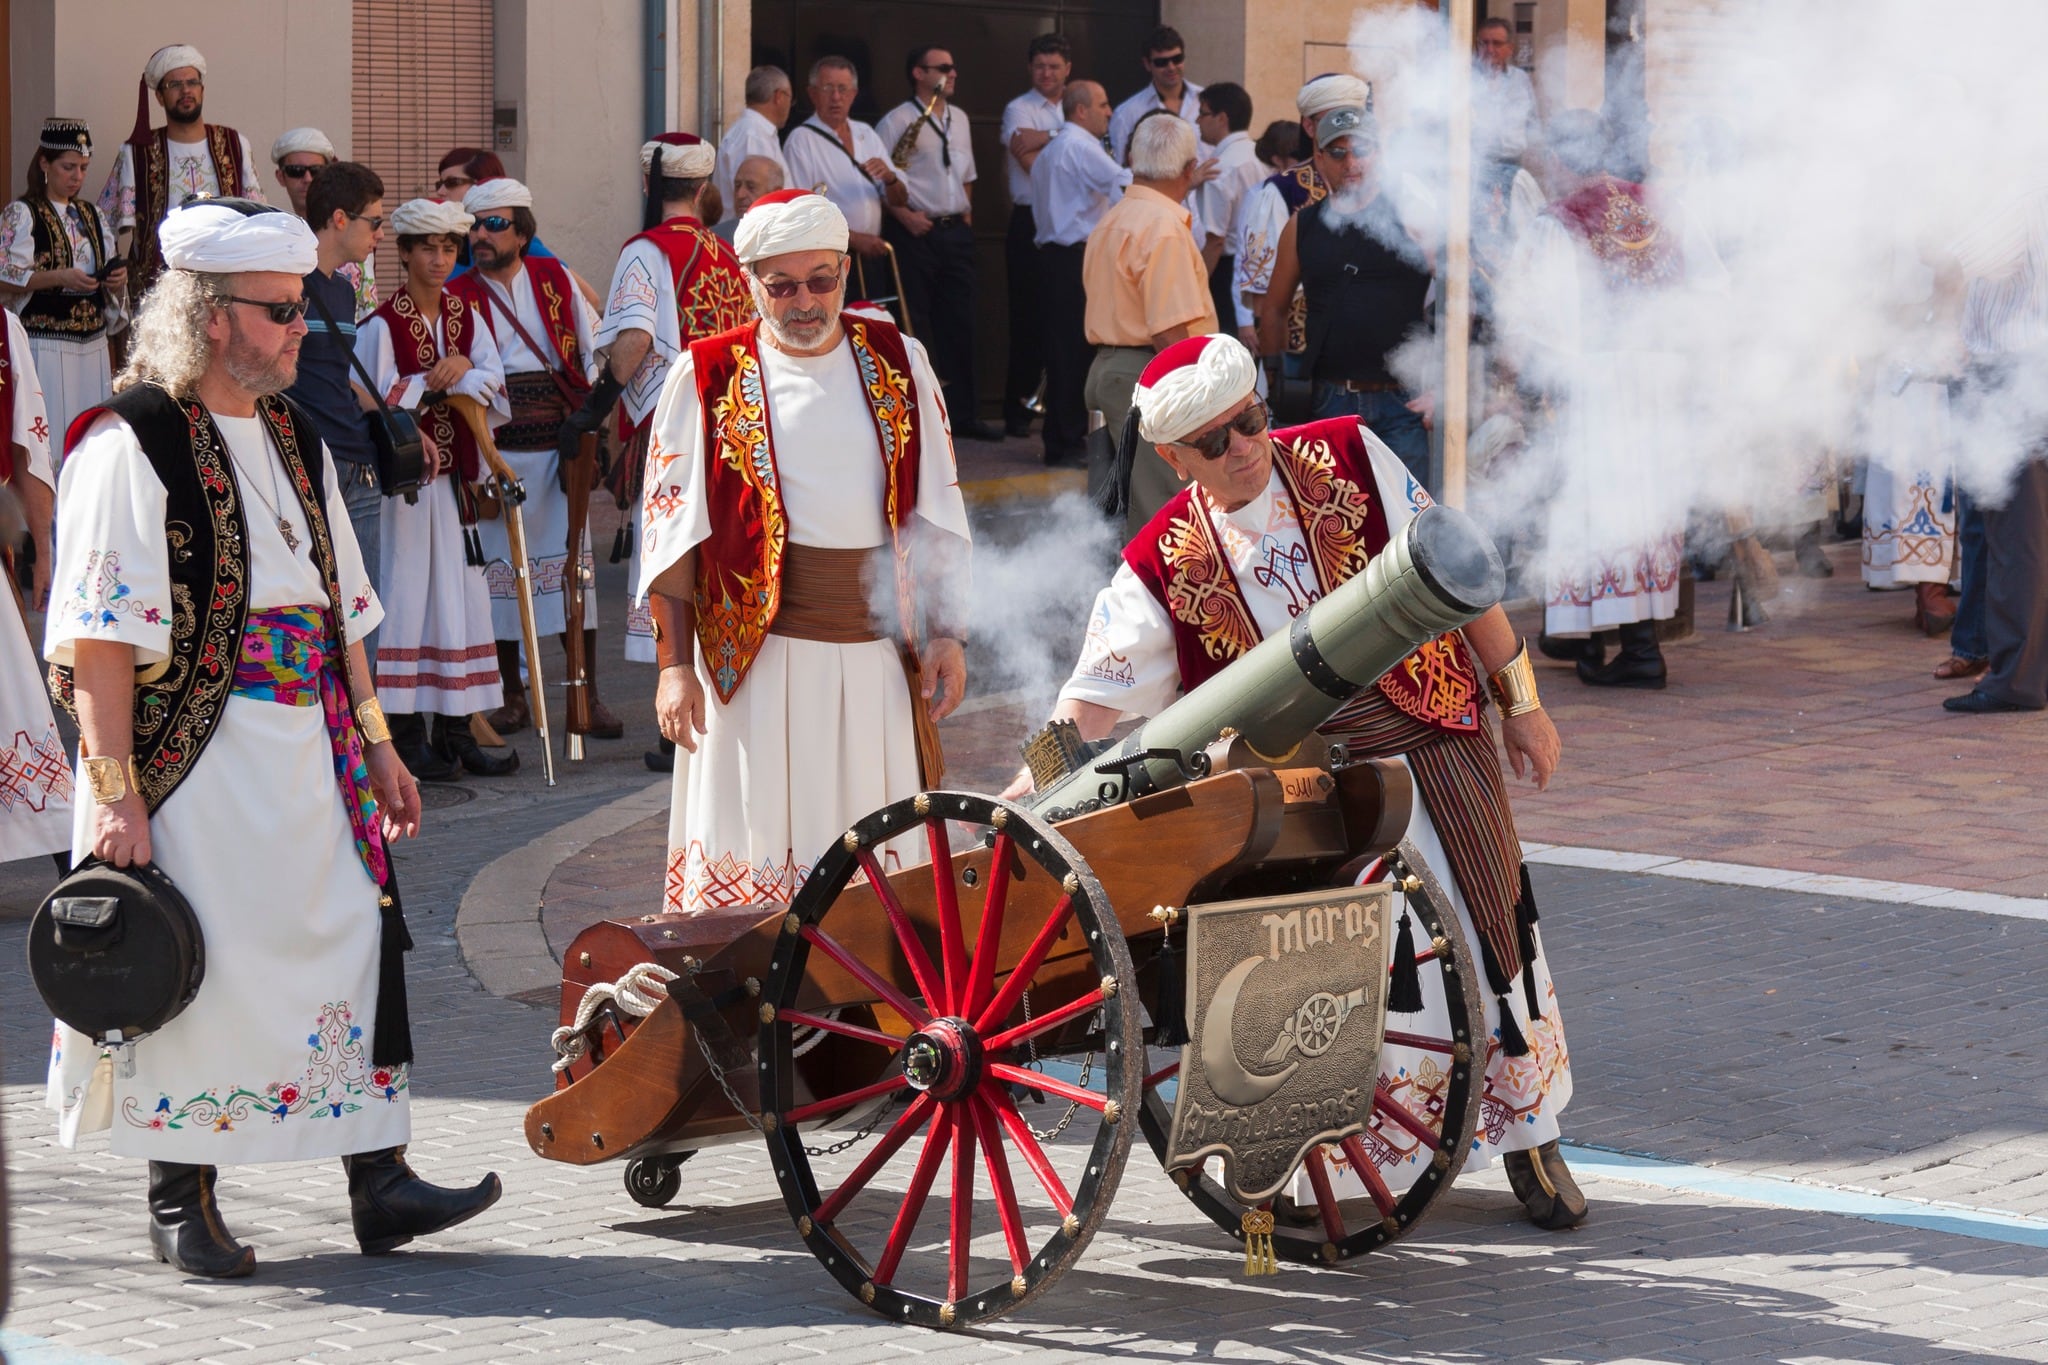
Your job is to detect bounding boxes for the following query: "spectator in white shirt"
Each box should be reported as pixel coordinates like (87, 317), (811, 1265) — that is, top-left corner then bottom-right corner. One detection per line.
(1109, 25), (1204, 165)
(999, 33), (1070, 439)
(781, 55), (909, 300)
(1031, 81), (1130, 468)
(1474, 18), (1537, 169)
(1195, 82), (1259, 337)
(714, 66), (792, 225)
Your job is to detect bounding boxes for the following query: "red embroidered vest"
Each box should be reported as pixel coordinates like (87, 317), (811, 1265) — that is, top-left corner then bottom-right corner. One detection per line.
(1125, 416), (1483, 734)
(685, 315), (924, 703)
(446, 256), (585, 382)
(369, 289), (482, 482)
(1547, 176), (1683, 291)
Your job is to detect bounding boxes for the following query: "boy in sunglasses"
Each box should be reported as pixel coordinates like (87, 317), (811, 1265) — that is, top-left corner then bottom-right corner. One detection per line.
(1010, 331), (1586, 1233)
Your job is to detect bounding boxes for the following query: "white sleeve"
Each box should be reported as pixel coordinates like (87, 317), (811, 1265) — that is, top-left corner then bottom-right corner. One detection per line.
(1234, 183), (1286, 303)
(6, 313), (52, 484)
(1108, 101), (1137, 167)
(97, 147), (137, 230)
(595, 240), (668, 347)
(999, 97), (1025, 147)
(572, 276), (603, 382)
(1361, 422), (1433, 535)
(353, 315), (406, 407)
(874, 105), (909, 152)
(638, 350), (713, 596)
(904, 336), (972, 541)
(1057, 564), (1182, 719)
(44, 414), (174, 668)
(0, 202), (34, 291)
(457, 309), (510, 425)
(237, 137), (269, 204)
(322, 444), (384, 644)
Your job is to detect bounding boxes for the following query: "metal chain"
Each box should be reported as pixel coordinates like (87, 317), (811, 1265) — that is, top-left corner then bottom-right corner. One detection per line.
(691, 1021), (766, 1134)
(1017, 987), (1098, 1142)
(802, 1090), (906, 1158)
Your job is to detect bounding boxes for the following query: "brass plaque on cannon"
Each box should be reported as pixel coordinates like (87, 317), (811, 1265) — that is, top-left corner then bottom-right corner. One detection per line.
(1164, 886), (1391, 1204)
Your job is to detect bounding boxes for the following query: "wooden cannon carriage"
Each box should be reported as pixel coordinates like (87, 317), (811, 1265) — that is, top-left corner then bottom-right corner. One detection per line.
(526, 505), (1507, 1327)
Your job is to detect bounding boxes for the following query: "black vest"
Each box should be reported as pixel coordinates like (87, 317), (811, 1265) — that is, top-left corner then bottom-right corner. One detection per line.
(1298, 193), (1434, 388)
(16, 196), (108, 340)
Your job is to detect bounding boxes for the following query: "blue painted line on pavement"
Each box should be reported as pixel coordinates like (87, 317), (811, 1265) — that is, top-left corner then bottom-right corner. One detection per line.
(0, 1329), (133, 1364)
(1561, 1142), (2048, 1249)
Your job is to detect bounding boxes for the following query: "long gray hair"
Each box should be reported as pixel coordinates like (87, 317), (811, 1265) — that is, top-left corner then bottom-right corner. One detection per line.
(114, 269), (234, 398)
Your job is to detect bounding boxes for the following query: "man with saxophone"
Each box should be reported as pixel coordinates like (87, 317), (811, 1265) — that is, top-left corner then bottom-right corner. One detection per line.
(877, 47), (1001, 439)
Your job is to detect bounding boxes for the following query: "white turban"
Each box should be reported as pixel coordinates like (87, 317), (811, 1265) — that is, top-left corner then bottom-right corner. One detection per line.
(146, 44), (207, 89)
(390, 197), (474, 238)
(158, 201), (317, 276)
(463, 178), (533, 216)
(1134, 334), (1259, 444)
(733, 189), (848, 266)
(641, 135), (716, 180)
(270, 127), (335, 164)
(1297, 73), (1369, 121)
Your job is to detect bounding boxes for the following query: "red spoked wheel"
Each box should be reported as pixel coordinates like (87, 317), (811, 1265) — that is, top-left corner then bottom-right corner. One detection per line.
(760, 792), (1143, 1328)
(1137, 843), (1487, 1264)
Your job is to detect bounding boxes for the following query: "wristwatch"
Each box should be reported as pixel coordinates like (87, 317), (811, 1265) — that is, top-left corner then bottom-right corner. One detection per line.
(83, 754), (141, 806)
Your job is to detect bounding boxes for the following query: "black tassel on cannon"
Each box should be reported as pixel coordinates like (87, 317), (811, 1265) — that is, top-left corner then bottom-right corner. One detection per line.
(1476, 933), (1531, 1058)
(1388, 908), (1425, 1014)
(1151, 928), (1188, 1047)
(1516, 865), (1545, 1024)
(610, 522), (629, 564)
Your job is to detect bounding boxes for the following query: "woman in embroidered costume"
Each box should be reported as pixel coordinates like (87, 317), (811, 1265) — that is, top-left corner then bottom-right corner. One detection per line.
(638, 189), (971, 915)
(44, 200), (499, 1278)
(354, 198), (514, 780)
(0, 118), (125, 466)
(1012, 333), (1587, 1231)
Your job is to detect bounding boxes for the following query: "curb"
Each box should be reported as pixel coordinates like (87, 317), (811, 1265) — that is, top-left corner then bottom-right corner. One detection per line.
(455, 778), (669, 999)
(961, 468), (1087, 511)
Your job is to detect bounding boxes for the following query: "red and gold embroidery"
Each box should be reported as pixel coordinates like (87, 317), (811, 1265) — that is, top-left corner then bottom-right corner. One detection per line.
(1157, 503), (1260, 663)
(698, 342), (783, 701)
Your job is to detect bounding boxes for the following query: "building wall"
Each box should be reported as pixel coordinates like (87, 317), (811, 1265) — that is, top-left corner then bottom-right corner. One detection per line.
(8, 0), (349, 208)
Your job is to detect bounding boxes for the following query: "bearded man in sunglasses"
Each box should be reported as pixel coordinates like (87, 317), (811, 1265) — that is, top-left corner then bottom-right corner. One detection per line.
(637, 189), (971, 916)
(1010, 331), (1588, 1233)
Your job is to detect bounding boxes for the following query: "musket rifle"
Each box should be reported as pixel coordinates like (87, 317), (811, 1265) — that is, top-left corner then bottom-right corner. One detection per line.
(560, 431), (599, 761)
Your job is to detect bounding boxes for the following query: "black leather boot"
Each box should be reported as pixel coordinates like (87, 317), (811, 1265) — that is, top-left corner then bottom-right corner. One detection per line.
(344, 1147), (502, 1254)
(432, 714), (520, 777)
(1576, 621), (1667, 689)
(1537, 632), (1596, 663)
(1502, 1139), (1589, 1230)
(148, 1161), (256, 1277)
(391, 712), (461, 782)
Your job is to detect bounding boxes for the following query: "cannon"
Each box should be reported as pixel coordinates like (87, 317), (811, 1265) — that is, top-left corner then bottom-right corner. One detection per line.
(528, 504), (1506, 1327)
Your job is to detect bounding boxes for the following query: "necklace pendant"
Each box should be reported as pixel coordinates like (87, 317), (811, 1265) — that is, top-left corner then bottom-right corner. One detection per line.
(279, 517), (301, 552)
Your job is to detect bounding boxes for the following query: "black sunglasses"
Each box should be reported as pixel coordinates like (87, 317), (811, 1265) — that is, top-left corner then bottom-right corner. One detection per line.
(1324, 140), (1380, 161)
(278, 163), (320, 180)
(919, 62), (956, 74)
(224, 295), (310, 325)
(346, 211), (385, 231)
(758, 270), (843, 300)
(1182, 401), (1270, 459)
(472, 215), (514, 233)
(1149, 52), (1186, 68)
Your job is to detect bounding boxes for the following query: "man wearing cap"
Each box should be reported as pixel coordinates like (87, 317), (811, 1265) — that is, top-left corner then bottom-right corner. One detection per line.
(442, 177), (612, 738)
(45, 197), (500, 1278)
(714, 66), (793, 227)
(1011, 332), (1584, 1231)
(558, 135), (750, 712)
(1259, 105), (1437, 486)
(358, 198), (517, 780)
(98, 44), (266, 306)
(271, 128), (377, 320)
(1235, 74), (1364, 369)
(638, 188), (971, 914)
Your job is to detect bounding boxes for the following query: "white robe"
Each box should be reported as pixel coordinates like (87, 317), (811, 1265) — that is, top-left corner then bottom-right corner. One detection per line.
(1058, 425), (1571, 1167)
(44, 408), (405, 1163)
(354, 302), (509, 715)
(1863, 377), (1957, 588)
(468, 266), (602, 644)
(0, 316), (73, 861)
(641, 330), (971, 913)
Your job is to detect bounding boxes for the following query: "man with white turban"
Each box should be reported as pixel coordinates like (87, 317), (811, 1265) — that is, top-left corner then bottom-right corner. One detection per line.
(45, 197), (500, 1278)
(270, 127), (377, 319)
(1009, 332), (1585, 1232)
(561, 135), (751, 712)
(639, 188), (972, 914)
(1232, 73), (1367, 364)
(356, 197), (516, 780)
(435, 177), (613, 740)
(98, 44), (267, 305)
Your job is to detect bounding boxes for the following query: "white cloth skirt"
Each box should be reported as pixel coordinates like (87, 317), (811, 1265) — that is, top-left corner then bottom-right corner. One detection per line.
(48, 693), (410, 1163)
(374, 476), (503, 715)
(665, 634), (924, 912)
(0, 587), (73, 861)
(1862, 380), (1955, 588)
(476, 446), (597, 642)
(28, 332), (112, 470)
(1542, 350), (1686, 634)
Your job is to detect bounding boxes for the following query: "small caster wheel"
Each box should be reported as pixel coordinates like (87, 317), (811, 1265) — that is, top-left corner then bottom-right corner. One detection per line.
(624, 1153), (688, 1208)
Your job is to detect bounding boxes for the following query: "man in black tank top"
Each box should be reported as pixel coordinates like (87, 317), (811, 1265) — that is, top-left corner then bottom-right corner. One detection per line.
(1257, 106), (1436, 485)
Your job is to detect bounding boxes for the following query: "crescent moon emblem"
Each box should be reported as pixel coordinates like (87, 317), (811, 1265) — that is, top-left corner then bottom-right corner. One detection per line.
(1200, 953), (1300, 1107)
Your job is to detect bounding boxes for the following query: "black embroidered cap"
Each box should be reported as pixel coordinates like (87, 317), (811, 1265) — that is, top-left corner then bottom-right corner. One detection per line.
(39, 117), (92, 156)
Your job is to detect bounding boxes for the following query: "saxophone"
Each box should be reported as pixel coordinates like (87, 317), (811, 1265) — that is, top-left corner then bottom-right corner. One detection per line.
(891, 89), (943, 169)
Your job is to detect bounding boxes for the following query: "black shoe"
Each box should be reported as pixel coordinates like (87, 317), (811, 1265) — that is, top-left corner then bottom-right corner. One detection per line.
(1537, 632), (1595, 663)
(1576, 621), (1667, 689)
(1005, 416), (1035, 438)
(644, 735), (675, 773)
(148, 1161), (257, 1277)
(392, 713), (461, 782)
(1502, 1140), (1588, 1230)
(1795, 527), (1834, 578)
(960, 419), (1007, 442)
(344, 1147), (502, 1255)
(1943, 690), (2042, 714)
(432, 714), (519, 777)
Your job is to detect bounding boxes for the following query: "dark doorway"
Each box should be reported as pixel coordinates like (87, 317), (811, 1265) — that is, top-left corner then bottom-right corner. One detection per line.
(752, 0), (1161, 422)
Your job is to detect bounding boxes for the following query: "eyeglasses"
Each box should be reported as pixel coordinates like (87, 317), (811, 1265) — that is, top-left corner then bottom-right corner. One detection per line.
(813, 83), (856, 97)
(1180, 401), (1270, 459)
(347, 211), (386, 231)
(161, 78), (203, 94)
(278, 163), (319, 180)
(436, 175), (474, 193)
(1323, 140), (1380, 161)
(472, 215), (514, 233)
(223, 295), (310, 325)
(919, 63), (956, 74)
(1148, 52), (1186, 68)
(757, 269), (844, 300)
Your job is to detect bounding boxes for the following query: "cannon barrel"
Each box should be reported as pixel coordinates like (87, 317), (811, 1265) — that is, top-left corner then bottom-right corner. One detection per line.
(1027, 503), (1506, 816)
